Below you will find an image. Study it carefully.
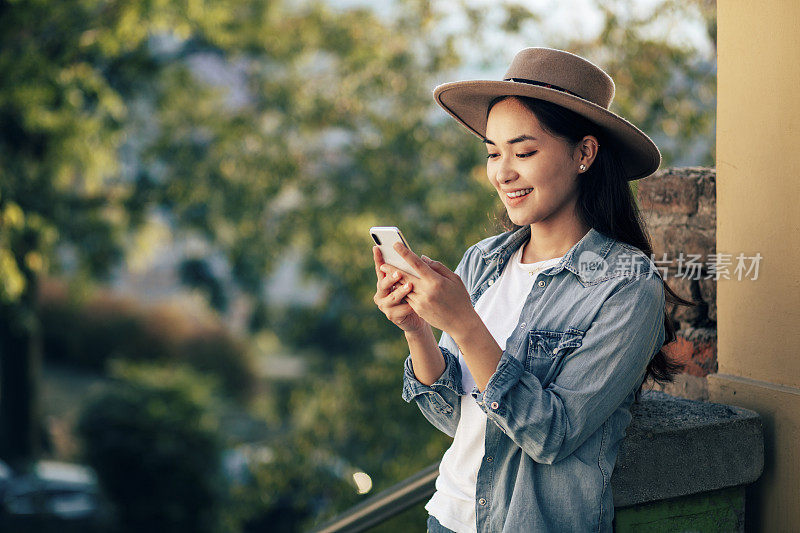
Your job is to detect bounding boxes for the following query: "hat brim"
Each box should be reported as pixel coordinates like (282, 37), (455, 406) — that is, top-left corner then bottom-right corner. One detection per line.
(433, 80), (661, 181)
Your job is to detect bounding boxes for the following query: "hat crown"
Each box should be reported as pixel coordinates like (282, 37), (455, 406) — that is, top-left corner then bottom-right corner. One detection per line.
(502, 48), (615, 109)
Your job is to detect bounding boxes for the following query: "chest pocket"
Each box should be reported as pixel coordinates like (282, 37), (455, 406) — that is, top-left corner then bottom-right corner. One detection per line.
(526, 329), (585, 385)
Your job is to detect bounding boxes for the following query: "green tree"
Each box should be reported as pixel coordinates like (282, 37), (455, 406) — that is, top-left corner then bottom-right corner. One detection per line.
(0, 0), (472, 468)
(0, 0), (235, 468)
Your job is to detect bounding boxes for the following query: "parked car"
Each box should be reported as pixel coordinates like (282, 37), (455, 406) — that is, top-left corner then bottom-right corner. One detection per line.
(0, 460), (13, 502)
(0, 459), (112, 532)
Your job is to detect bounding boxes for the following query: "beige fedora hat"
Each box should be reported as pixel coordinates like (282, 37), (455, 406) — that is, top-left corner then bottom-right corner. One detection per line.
(433, 47), (661, 181)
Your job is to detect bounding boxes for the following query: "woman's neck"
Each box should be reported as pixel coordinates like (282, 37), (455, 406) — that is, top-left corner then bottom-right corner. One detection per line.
(521, 220), (591, 264)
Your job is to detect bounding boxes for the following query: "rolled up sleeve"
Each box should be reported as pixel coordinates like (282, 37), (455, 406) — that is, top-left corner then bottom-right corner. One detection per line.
(402, 344), (465, 437)
(472, 274), (666, 464)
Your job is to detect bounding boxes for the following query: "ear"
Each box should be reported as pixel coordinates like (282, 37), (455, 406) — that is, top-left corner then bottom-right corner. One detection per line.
(576, 135), (600, 171)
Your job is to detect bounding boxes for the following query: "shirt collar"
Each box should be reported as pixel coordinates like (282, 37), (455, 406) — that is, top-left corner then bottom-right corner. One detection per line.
(479, 225), (616, 283)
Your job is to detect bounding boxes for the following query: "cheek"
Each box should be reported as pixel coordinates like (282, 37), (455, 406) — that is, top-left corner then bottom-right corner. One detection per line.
(486, 166), (501, 188)
(538, 157), (574, 187)
(549, 176), (581, 205)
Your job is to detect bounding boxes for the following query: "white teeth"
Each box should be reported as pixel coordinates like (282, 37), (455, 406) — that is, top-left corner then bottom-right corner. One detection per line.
(506, 188), (533, 198)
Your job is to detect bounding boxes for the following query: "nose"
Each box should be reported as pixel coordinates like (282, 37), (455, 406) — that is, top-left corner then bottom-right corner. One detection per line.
(496, 160), (518, 184)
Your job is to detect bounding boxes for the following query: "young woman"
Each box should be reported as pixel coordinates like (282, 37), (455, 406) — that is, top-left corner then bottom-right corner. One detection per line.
(372, 48), (691, 532)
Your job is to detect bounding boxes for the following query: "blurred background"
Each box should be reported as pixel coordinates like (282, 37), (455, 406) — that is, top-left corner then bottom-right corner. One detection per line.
(0, 0), (715, 531)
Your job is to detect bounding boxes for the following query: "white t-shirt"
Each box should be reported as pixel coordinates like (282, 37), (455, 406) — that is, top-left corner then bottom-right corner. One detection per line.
(425, 244), (564, 533)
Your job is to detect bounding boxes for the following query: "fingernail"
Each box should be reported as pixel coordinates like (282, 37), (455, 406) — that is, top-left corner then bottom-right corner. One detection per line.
(393, 271), (399, 279)
(403, 282), (410, 289)
(421, 255), (430, 261)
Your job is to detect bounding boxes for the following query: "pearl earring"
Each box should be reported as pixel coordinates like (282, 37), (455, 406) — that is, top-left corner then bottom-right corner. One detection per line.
(579, 164), (586, 171)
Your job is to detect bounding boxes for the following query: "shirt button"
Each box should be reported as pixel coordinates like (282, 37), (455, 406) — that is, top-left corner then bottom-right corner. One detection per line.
(479, 498), (487, 506)
(486, 456), (493, 462)
(538, 280), (546, 287)
(491, 401), (499, 410)
(519, 322), (526, 329)
(488, 279), (495, 286)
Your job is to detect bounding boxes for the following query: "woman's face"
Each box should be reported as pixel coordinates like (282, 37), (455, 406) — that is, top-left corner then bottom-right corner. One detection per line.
(484, 97), (590, 229)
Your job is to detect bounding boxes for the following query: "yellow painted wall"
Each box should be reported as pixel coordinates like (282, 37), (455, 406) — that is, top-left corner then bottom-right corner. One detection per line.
(711, 0), (800, 530)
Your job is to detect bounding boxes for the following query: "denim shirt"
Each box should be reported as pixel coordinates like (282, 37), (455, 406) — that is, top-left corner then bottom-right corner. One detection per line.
(402, 225), (666, 532)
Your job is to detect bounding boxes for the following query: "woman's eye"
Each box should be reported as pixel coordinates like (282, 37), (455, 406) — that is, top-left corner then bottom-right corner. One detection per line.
(486, 151), (536, 160)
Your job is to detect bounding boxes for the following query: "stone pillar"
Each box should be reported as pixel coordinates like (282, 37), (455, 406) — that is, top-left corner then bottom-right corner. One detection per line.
(711, 1), (800, 531)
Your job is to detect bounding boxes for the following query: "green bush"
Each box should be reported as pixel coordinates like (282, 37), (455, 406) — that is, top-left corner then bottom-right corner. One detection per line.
(76, 361), (229, 533)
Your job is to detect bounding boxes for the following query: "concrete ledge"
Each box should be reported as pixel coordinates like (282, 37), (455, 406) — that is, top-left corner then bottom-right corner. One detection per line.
(612, 390), (764, 508)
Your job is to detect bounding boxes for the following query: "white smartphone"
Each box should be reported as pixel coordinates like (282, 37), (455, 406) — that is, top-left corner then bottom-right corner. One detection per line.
(369, 226), (419, 277)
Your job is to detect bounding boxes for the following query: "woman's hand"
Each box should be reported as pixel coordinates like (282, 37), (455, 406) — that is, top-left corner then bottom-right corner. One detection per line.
(373, 246), (427, 333)
(379, 242), (477, 339)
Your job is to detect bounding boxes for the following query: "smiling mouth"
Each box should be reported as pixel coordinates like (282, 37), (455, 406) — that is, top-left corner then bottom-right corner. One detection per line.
(506, 188), (533, 199)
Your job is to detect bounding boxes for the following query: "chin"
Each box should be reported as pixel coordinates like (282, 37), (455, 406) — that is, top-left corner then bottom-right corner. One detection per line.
(507, 212), (536, 227)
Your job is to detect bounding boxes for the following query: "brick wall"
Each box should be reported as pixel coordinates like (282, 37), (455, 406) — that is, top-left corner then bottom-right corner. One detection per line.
(638, 167), (716, 401)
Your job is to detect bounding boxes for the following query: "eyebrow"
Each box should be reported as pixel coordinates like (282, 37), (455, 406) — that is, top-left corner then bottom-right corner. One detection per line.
(482, 134), (537, 146)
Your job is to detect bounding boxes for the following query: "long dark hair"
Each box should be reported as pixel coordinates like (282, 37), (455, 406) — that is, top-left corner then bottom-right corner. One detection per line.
(486, 95), (693, 400)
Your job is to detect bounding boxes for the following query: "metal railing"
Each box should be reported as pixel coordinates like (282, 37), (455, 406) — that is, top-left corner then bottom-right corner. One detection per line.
(312, 462), (439, 532)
